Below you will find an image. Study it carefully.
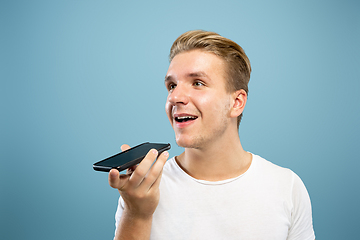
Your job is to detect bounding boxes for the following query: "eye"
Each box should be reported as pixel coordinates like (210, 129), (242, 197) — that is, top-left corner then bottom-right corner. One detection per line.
(193, 81), (205, 87)
(167, 83), (176, 91)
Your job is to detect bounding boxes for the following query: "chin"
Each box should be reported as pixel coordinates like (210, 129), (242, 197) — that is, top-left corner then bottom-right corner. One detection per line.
(174, 137), (187, 148)
(175, 135), (205, 149)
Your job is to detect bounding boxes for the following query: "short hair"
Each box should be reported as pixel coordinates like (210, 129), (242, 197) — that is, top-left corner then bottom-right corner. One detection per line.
(169, 30), (251, 126)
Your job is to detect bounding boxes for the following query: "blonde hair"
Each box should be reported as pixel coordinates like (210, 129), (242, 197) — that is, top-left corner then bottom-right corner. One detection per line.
(169, 30), (252, 126)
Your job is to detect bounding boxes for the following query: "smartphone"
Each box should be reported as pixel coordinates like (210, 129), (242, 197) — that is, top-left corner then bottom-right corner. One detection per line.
(93, 142), (171, 172)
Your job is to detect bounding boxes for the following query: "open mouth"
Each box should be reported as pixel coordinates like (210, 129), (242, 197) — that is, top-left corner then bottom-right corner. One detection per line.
(175, 115), (198, 123)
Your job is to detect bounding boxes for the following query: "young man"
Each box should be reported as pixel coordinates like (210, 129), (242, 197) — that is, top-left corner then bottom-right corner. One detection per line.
(109, 30), (315, 240)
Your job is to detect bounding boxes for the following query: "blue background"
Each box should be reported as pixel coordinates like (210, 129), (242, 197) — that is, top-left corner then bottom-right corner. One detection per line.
(1, 0), (359, 239)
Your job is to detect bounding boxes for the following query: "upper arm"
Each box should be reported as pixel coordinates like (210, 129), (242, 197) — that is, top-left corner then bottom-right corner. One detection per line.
(287, 173), (315, 240)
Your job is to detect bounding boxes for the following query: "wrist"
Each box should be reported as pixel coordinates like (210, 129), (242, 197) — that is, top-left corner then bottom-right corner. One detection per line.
(123, 208), (154, 222)
(116, 209), (153, 240)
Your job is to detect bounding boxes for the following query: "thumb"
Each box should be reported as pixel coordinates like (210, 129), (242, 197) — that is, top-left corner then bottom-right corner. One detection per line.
(108, 169), (121, 189)
(109, 169), (130, 190)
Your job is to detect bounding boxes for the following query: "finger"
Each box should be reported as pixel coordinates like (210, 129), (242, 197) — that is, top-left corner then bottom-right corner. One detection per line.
(145, 151), (169, 179)
(121, 144), (131, 152)
(150, 169), (163, 192)
(108, 168), (129, 190)
(128, 149), (159, 187)
(126, 165), (138, 175)
(140, 151), (169, 192)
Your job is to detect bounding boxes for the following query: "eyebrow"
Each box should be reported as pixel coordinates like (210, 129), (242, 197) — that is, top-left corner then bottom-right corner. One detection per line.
(164, 75), (173, 83)
(188, 71), (209, 79)
(165, 71), (210, 83)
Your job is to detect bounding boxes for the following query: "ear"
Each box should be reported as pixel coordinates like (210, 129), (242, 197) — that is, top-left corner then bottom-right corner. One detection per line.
(230, 89), (247, 118)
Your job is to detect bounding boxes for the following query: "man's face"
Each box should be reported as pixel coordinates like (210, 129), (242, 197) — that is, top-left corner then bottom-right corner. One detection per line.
(165, 49), (234, 149)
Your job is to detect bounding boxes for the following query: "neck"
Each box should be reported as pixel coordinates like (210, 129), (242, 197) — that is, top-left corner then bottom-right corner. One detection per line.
(176, 131), (252, 181)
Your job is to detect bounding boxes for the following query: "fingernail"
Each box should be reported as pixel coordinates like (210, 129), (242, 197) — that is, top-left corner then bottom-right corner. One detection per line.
(163, 151), (169, 157)
(152, 149), (158, 155)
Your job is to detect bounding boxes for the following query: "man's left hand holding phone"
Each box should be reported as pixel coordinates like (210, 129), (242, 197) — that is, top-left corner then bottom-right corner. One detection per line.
(107, 143), (169, 240)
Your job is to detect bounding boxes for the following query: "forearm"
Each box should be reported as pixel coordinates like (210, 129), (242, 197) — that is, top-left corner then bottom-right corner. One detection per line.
(110, 147), (168, 240)
(114, 210), (152, 240)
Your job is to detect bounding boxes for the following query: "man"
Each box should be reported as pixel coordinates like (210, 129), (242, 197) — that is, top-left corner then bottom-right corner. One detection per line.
(108, 30), (315, 240)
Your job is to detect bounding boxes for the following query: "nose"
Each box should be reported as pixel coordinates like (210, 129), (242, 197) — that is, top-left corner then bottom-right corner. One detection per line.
(167, 84), (189, 105)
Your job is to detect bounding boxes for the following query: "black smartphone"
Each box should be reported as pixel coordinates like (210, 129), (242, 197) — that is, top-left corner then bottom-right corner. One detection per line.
(93, 142), (171, 172)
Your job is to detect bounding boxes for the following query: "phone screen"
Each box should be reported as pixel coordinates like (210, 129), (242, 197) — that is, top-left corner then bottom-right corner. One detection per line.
(93, 142), (171, 172)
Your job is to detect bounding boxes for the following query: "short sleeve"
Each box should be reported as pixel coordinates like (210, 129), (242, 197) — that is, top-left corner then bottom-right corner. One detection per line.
(287, 172), (315, 240)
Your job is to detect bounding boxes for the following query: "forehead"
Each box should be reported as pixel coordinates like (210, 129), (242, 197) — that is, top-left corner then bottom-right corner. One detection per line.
(166, 49), (227, 81)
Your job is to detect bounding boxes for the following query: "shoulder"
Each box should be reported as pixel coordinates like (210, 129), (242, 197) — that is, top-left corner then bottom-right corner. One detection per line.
(251, 154), (310, 201)
(253, 154), (315, 239)
(252, 154), (295, 180)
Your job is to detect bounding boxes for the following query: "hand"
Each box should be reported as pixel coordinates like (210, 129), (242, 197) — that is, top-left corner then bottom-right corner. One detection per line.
(108, 144), (169, 220)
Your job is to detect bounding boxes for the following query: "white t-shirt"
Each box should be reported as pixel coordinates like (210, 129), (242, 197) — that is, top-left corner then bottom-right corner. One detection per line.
(115, 154), (315, 240)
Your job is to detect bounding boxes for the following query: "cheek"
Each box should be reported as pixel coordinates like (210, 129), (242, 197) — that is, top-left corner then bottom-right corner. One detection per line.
(195, 91), (212, 106)
(196, 93), (223, 112)
(165, 100), (172, 122)
(198, 94), (230, 118)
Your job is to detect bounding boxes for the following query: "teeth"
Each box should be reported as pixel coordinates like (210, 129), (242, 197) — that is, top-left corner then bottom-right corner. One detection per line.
(177, 116), (196, 120)
(175, 115), (197, 122)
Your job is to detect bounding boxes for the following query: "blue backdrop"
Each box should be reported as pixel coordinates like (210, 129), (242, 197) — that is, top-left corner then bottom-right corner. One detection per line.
(1, 0), (359, 239)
